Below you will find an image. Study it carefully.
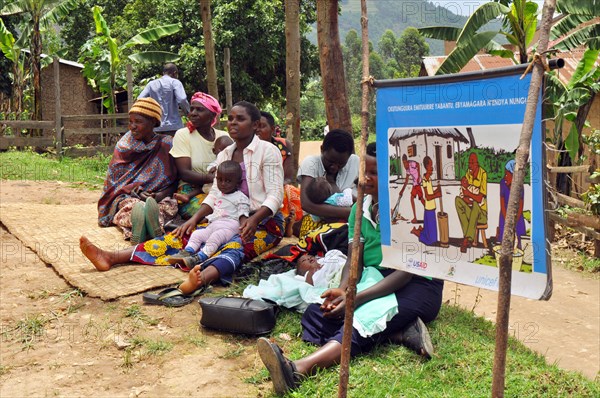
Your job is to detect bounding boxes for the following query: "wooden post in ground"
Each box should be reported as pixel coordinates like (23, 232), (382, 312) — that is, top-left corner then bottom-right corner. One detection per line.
(492, 1), (556, 396)
(200, 0), (219, 101)
(53, 58), (62, 156)
(224, 48), (232, 113)
(285, 0), (301, 176)
(127, 64), (133, 112)
(338, 0), (370, 396)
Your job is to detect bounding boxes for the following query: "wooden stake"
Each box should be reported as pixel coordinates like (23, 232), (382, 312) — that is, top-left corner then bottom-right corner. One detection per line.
(492, 1), (556, 396)
(338, 0), (370, 396)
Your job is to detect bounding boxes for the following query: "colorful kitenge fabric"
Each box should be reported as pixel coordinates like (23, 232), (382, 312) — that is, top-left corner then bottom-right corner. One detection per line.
(271, 136), (291, 161)
(98, 132), (177, 227)
(282, 184), (303, 223)
(131, 212), (285, 280)
(176, 182), (208, 219)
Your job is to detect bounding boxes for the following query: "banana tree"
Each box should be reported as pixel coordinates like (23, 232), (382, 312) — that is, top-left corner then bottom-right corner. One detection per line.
(1, 0), (80, 128)
(79, 5), (180, 115)
(419, 1), (539, 75)
(0, 17), (28, 115)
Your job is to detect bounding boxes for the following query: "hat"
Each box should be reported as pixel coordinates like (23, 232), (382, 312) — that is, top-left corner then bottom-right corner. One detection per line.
(129, 98), (162, 126)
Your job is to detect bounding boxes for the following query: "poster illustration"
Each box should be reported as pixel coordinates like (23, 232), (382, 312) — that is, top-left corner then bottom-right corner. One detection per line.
(374, 67), (551, 300)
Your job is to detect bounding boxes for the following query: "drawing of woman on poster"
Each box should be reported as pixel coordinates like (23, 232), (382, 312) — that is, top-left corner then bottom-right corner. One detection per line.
(497, 159), (526, 249)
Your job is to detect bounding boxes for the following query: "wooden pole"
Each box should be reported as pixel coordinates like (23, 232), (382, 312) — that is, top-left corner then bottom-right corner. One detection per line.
(491, 1), (556, 396)
(53, 58), (62, 156)
(127, 64), (133, 112)
(223, 48), (232, 113)
(285, 0), (301, 176)
(200, 0), (219, 101)
(338, 0), (370, 396)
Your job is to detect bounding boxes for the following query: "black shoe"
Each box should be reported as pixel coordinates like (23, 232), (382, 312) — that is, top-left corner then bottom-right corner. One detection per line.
(389, 317), (434, 359)
(257, 337), (299, 395)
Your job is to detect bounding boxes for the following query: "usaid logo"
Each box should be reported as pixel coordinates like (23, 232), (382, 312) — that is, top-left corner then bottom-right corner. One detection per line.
(406, 258), (427, 270)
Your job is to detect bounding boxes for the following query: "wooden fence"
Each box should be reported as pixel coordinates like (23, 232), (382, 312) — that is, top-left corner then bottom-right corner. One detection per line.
(0, 58), (132, 157)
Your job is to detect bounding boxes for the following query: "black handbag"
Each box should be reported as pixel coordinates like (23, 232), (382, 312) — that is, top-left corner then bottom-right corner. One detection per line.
(198, 296), (278, 335)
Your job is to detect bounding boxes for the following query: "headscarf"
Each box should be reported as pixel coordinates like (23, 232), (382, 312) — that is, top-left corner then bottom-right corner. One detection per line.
(187, 92), (222, 131)
(129, 97), (162, 126)
(505, 159), (516, 174)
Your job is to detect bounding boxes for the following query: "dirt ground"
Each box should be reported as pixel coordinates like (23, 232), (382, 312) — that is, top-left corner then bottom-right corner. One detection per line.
(0, 143), (598, 397)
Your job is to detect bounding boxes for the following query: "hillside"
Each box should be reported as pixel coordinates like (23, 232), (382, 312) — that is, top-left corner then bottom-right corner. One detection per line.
(308, 0), (503, 56)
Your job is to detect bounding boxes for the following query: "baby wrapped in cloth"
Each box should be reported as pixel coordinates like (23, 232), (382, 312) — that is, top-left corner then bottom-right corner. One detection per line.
(243, 250), (399, 338)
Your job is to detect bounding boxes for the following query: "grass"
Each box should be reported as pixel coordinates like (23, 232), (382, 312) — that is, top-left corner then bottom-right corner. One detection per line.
(0, 149), (110, 187)
(253, 305), (599, 397)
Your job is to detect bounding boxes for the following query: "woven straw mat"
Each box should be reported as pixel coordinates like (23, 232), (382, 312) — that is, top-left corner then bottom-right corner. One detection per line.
(0, 203), (183, 300)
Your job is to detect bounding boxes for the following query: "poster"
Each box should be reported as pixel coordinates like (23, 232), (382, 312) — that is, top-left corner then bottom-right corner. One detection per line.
(374, 66), (551, 300)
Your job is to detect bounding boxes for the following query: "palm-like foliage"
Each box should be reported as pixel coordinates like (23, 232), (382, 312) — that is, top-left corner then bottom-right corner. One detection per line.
(419, 1), (539, 75)
(551, 0), (600, 52)
(79, 5), (180, 114)
(1, 0), (80, 125)
(0, 18), (28, 114)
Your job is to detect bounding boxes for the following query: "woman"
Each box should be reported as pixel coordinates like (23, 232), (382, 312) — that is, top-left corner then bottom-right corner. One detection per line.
(297, 129), (359, 237)
(80, 101), (284, 297)
(257, 111), (302, 235)
(97, 97), (178, 244)
(258, 143), (444, 396)
(170, 92), (230, 219)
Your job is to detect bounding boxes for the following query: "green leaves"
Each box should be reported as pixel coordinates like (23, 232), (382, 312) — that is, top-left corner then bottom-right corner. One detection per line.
(0, 18), (17, 62)
(128, 51), (180, 64)
(122, 24), (181, 48)
(436, 31), (499, 75)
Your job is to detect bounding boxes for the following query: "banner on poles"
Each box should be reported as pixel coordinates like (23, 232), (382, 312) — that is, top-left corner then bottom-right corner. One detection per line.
(374, 66), (551, 300)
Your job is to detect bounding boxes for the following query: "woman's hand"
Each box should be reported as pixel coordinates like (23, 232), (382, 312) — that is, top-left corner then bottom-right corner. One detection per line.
(320, 288), (346, 319)
(239, 216), (259, 243)
(139, 191), (155, 201)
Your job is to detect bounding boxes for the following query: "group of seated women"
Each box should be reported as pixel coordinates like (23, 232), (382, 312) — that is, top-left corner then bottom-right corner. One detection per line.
(80, 94), (443, 395)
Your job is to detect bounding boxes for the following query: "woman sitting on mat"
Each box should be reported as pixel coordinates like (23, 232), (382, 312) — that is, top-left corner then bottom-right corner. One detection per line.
(80, 101), (284, 301)
(296, 129), (359, 237)
(170, 92), (230, 219)
(97, 97), (178, 244)
(257, 143), (444, 396)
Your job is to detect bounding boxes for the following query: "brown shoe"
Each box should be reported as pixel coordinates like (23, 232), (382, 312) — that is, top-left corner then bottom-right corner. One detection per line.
(460, 238), (471, 253)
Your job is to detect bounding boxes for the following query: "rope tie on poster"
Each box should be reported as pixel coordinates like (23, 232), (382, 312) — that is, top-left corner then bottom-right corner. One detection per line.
(520, 53), (550, 79)
(361, 75), (375, 86)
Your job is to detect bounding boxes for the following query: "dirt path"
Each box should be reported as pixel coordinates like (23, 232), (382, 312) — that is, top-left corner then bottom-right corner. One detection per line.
(0, 145), (598, 398)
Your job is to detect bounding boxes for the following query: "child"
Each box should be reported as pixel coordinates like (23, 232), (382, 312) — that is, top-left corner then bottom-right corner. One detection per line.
(168, 160), (249, 268)
(305, 176), (354, 222)
(173, 135), (234, 204)
(411, 156), (441, 245)
(295, 251), (345, 287)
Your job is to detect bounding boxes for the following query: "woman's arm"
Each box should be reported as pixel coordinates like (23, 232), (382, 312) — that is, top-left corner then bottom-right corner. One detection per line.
(174, 157), (215, 186)
(300, 175), (353, 220)
(354, 270), (413, 308)
(282, 139), (295, 185)
(149, 180), (178, 202)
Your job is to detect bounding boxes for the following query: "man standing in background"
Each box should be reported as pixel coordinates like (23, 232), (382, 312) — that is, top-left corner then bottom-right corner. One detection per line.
(138, 63), (190, 136)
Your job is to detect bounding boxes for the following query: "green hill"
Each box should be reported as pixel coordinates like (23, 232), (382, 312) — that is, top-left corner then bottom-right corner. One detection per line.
(308, 0), (503, 56)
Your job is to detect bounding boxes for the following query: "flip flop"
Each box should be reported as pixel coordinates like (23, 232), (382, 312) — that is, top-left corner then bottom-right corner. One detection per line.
(257, 337), (298, 395)
(142, 286), (209, 307)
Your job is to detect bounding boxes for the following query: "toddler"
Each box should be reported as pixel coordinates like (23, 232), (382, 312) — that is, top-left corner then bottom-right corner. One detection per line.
(168, 160), (249, 267)
(173, 135), (234, 204)
(305, 176), (354, 222)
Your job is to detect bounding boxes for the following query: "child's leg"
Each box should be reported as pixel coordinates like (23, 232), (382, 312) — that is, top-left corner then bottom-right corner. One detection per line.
(200, 219), (239, 257)
(186, 225), (216, 253)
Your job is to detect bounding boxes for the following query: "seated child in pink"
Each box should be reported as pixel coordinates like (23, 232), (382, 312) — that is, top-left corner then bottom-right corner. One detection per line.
(168, 160), (250, 265)
(305, 176), (354, 222)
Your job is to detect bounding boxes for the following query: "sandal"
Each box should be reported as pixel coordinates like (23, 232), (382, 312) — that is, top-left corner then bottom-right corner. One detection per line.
(257, 337), (299, 395)
(142, 286), (209, 307)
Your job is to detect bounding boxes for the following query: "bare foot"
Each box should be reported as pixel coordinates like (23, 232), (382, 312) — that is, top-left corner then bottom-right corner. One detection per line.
(173, 192), (191, 204)
(410, 226), (422, 237)
(79, 236), (112, 272)
(179, 265), (203, 294)
(411, 218), (419, 224)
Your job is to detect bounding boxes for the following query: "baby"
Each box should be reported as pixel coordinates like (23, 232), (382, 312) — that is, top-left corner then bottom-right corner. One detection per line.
(173, 135), (234, 204)
(294, 251), (345, 288)
(168, 160), (250, 268)
(305, 176), (354, 222)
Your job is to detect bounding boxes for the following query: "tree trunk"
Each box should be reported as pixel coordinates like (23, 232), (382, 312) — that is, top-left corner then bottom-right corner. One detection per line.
(31, 15), (42, 135)
(285, 0), (301, 175)
(200, 0), (219, 101)
(492, 1), (557, 396)
(316, 0), (352, 134)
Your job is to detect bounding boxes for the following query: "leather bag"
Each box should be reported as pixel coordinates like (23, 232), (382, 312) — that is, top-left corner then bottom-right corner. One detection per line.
(198, 297), (278, 335)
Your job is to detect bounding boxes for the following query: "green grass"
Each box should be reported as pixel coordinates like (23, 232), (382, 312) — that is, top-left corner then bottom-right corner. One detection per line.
(0, 149), (110, 187)
(255, 305), (599, 397)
